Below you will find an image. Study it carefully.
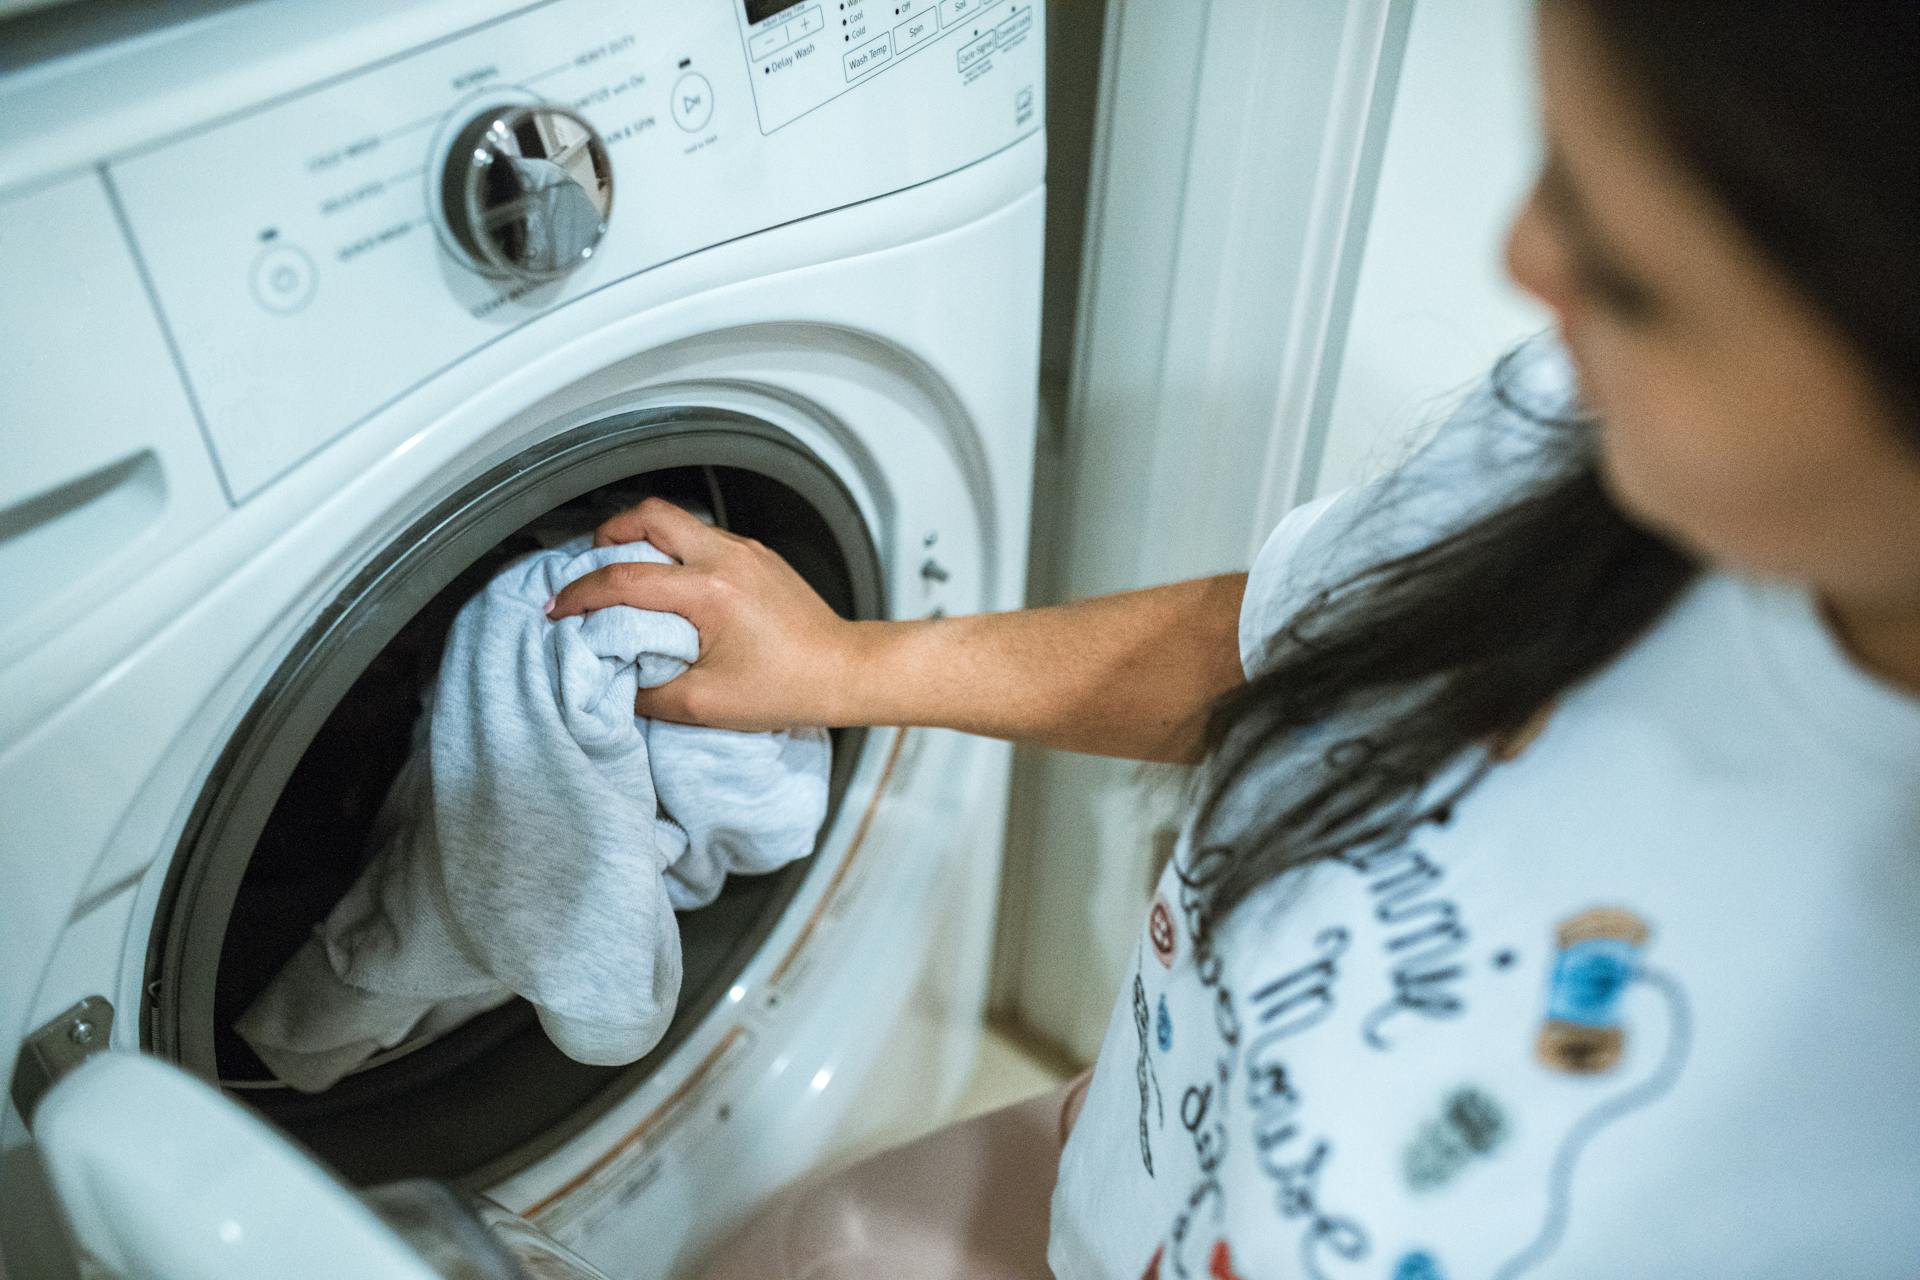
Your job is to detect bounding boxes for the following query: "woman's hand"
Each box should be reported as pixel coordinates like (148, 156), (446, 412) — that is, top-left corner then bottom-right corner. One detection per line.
(546, 497), (861, 729)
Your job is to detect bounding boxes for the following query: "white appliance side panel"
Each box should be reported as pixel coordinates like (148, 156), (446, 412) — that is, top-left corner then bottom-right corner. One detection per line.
(103, 0), (1043, 499)
(1306, 0), (1549, 498)
(0, 174), (227, 663)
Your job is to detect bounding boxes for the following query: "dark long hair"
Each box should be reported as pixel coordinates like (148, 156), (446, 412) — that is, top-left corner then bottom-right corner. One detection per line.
(1195, 0), (1920, 922)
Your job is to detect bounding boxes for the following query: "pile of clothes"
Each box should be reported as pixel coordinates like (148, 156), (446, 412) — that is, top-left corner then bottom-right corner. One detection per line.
(237, 535), (829, 1092)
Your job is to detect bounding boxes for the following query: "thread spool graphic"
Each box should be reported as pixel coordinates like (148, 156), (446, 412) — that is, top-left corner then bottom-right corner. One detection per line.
(1536, 907), (1649, 1073)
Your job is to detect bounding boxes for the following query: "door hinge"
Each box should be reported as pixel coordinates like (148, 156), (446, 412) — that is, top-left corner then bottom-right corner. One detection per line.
(10, 996), (114, 1124)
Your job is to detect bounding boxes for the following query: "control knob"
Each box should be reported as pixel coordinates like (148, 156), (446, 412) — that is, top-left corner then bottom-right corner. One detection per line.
(440, 103), (613, 281)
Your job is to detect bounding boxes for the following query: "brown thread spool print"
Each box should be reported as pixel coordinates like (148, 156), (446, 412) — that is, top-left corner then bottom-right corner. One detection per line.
(1536, 907), (1650, 1074)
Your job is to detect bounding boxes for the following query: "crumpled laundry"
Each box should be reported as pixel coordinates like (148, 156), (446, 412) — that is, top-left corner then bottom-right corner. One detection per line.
(236, 535), (830, 1092)
(507, 153), (605, 275)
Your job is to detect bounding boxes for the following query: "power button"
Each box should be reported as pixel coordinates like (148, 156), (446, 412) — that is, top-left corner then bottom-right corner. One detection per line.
(249, 245), (317, 315)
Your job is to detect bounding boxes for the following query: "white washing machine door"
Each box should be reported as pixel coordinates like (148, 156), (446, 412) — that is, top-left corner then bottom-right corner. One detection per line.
(31, 1053), (610, 1280)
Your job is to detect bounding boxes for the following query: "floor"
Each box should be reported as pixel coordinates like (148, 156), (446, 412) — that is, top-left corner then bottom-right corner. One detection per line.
(951, 1024), (1074, 1122)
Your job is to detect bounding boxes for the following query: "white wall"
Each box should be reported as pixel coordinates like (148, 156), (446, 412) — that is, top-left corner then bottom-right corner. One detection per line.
(1001, 0), (1552, 1063)
(1305, 0), (1549, 499)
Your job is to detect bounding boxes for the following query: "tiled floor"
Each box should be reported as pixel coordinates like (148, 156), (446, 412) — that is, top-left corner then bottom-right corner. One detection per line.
(952, 1025), (1074, 1122)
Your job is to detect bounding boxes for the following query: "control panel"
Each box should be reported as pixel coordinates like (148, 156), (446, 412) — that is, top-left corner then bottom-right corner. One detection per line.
(741, 0), (1038, 132)
(90, 0), (1041, 499)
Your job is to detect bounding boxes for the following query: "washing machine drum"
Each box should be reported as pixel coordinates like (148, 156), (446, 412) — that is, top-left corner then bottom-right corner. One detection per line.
(143, 410), (882, 1189)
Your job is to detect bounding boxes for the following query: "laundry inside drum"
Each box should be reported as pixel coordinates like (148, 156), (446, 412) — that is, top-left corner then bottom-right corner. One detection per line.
(192, 461), (870, 1187)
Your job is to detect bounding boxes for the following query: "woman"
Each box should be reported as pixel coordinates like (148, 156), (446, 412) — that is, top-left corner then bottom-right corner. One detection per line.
(549, 0), (1920, 1274)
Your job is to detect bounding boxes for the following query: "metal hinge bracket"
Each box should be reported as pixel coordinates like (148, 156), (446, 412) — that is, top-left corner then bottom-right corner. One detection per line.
(9, 996), (114, 1125)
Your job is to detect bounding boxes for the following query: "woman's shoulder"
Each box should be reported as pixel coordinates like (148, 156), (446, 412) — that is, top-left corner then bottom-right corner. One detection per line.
(1241, 335), (1580, 675)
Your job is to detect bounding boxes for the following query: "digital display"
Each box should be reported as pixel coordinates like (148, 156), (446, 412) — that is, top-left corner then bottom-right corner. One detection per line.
(744, 0), (805, 24)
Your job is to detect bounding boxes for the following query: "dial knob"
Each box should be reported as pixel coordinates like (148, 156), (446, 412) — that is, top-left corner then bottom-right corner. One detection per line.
(440, 103), (613, 281)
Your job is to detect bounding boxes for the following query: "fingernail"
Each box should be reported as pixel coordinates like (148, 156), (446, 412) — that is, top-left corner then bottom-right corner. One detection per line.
(543, 596), (557, 616)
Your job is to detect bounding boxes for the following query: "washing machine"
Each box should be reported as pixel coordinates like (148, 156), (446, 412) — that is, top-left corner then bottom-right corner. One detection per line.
(0, 0), (1043, 1273)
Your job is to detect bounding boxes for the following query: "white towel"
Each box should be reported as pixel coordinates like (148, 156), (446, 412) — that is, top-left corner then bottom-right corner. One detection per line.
(236, 536), (831, 1092)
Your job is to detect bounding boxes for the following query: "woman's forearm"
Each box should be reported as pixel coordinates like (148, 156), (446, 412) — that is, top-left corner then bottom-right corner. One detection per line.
(834, 574), (1249, 763)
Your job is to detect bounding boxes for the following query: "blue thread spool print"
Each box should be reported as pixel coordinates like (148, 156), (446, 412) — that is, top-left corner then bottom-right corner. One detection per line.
(1537, 907), (1650, 1073)
(1393, 1250), (1449, 1280)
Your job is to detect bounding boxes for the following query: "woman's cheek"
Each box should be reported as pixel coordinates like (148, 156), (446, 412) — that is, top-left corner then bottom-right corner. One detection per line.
(1586, 348), (1708, 533)
(1592, 360), (1784, 570)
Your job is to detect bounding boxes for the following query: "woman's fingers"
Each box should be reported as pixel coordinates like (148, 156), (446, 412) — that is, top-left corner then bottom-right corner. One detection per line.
(592, 496), (732, 562)
(631, 678), (701, 726)
(634, 672), (785, 731)
(547, 559), (705, 621)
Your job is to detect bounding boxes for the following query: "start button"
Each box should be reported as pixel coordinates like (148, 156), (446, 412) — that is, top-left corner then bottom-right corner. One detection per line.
(672, 72), (715, 132)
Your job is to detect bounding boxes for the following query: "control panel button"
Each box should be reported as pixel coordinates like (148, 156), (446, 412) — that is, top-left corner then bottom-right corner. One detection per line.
(938, 0), (980, 27)
(672, 72), (715, 132)
(844, 36), (891, 80)
(249, 245), (317, 314)
(893, 12), (936, 52)
(440, 103), (613, 281)
(749, 24), (792, 59)
(793, 6), (825, 36)
(956, 30), (995, 71)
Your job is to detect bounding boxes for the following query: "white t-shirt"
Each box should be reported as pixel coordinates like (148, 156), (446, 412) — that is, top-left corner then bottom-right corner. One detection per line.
(1049, 489), (1920, 1279)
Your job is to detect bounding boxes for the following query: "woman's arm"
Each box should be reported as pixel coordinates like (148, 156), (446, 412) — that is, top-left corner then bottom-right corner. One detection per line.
(547, 498), (1247, 763)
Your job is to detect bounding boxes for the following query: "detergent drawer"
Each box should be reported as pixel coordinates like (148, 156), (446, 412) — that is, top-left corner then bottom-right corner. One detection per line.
(0, 172), (227, 667)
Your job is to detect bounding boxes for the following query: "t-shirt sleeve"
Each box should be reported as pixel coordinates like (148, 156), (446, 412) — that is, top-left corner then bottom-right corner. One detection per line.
(1236, 334), (1581, 679)
(1237, 490), (1352, 678)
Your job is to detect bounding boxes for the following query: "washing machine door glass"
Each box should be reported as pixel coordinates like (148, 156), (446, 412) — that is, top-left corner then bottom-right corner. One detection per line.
(32, 1053), (610, 1280)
